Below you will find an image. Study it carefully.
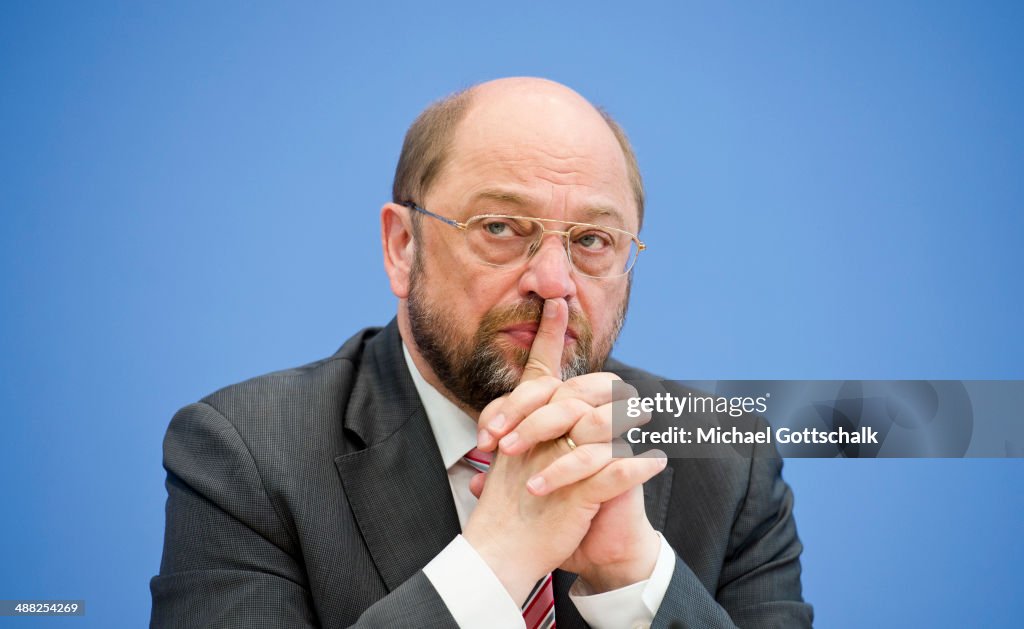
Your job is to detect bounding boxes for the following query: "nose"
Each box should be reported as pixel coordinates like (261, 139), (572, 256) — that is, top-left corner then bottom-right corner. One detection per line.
(518, 233), (577, 301)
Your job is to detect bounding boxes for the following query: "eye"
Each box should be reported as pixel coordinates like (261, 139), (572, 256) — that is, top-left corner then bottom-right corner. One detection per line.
(485, 221), (509, 236)
(574, 230), (614, 251)
(479, 217), (533, 238)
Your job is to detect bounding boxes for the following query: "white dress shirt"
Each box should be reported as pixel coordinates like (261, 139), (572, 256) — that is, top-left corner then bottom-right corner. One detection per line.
(404, 345), (675, 629)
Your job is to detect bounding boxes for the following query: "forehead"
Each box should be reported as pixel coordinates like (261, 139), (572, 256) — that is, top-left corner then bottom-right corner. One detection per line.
(431, 92), (637, 228)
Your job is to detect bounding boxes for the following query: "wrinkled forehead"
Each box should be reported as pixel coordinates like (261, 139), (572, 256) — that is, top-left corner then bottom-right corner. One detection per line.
(440, 91), (636, 223)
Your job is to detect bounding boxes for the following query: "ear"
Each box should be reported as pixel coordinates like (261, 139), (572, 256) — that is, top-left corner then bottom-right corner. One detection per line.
(381, 202), (415, 298)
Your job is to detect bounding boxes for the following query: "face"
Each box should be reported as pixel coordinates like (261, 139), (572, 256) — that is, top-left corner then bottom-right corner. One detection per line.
(403, 82), (637, 412)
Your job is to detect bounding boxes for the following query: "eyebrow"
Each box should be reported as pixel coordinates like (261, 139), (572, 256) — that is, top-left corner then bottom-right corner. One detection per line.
(469, 188), (626, 227)
(578, 205), (622, 225)
(471, 189), (533, 207)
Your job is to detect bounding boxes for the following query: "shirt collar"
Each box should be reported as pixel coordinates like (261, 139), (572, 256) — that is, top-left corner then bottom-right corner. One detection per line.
(402, 342), (479, 471)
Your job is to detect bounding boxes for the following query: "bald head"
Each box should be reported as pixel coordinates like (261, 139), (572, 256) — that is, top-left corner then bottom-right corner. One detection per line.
(461, 78), (617, 149)
(392, 77), (644, 230)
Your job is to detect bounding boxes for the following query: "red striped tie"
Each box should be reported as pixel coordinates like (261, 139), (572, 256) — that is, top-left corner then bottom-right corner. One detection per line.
(464, 447), (557, 629)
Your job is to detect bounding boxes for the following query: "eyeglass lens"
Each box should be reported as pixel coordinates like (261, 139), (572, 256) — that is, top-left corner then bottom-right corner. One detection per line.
(464, 216), (639, 277)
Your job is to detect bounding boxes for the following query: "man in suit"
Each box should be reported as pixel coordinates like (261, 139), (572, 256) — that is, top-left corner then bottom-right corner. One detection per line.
(151, 77), (813, 628)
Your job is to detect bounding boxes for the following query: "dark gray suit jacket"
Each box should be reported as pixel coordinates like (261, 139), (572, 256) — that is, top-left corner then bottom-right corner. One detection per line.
(151, 320), (813, 628)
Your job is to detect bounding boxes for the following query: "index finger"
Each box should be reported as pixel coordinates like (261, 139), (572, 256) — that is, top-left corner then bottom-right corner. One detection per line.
(520, 298), (568, 383)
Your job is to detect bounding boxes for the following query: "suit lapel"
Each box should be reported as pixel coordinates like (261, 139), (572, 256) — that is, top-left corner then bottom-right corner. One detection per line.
(334, 321), (462, 592)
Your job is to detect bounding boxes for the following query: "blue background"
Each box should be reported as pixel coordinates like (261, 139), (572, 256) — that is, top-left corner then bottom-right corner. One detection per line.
(2, 2), (1021, 626)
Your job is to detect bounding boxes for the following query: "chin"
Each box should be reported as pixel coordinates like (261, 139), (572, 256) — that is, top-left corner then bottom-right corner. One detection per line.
(493, 339), (529, 368)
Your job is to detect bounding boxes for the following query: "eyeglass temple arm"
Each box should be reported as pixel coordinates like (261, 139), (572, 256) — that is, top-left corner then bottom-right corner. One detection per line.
(403, 203), (465, 229)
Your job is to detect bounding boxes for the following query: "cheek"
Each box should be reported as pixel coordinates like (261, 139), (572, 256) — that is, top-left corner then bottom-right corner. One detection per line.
(466, 266), (522, 306)
(582, 283), (628, 335)
(424, 254), (519, 319)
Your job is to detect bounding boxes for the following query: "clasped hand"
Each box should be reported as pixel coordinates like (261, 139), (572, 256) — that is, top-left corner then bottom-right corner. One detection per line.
(462, 298), (665, 605)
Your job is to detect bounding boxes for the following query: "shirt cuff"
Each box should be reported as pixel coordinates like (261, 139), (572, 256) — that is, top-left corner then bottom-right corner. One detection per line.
(423, 534), (526, 629)
(568, 532), (676, 629)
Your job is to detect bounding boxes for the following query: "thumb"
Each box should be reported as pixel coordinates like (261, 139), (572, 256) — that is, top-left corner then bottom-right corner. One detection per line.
(469, 471), (487, 499)
(520, 298), (568, 383)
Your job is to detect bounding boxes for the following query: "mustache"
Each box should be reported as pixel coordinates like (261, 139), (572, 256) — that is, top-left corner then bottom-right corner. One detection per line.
(475, 298), (593, 347)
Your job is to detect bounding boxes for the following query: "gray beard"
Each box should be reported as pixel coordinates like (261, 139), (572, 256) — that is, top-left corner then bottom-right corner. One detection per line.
(406, 263), (626, 412)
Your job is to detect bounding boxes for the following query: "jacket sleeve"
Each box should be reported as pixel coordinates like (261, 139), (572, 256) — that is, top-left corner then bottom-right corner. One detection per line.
(149, 402), (457, 628)
(652, 443), (813, 628)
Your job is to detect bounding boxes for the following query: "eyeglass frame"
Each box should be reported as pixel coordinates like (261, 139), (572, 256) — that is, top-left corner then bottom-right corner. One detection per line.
(402, 202), (646, 279)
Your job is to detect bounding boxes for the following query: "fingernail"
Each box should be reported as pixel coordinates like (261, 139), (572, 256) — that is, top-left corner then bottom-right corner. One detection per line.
(527, 475), (546, 494)
(478, 429), (493, 449)
(489, 413), (506, 433)
(499, 431), (519, 450)
(543, 299), (557, 318)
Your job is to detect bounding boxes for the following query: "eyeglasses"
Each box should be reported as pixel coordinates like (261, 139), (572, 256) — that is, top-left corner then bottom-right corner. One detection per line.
(404, 203), (645, 278)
